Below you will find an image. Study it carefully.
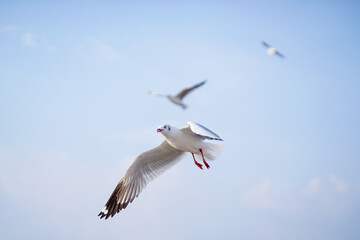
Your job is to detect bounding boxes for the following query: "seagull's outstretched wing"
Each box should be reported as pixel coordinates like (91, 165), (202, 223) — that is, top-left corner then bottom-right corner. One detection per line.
(275, 51), (285, 58)
(262, 41), (271, 48)
(149, 91), (167, 97)
(174, 80), (207, 100)
(98, 140), (185, 219)
(185, 121), (223, 141)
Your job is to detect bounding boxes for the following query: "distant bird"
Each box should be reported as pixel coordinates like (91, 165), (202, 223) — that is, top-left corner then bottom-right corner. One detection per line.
(149, 80), (206, 109)
(98, 121), (223, 219)
(262, 41), (285, 58)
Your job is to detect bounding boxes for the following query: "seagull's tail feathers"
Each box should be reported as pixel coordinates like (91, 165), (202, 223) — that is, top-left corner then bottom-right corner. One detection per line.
(199, 142), (223, 161)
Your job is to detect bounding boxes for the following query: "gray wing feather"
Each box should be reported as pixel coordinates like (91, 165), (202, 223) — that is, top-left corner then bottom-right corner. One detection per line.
(275, 51), (285, 58)
(174, 80), (206, 100)
(98, 140), (185, 219)
(262, 41), (271, 48)
(186, 121), (223, 141)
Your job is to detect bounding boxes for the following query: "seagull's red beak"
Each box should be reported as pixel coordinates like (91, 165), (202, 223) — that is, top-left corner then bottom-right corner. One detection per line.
(157, 128), (163, 133)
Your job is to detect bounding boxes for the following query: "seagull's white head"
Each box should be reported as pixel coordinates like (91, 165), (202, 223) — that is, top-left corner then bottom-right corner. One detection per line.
(157, 124), (172, 135)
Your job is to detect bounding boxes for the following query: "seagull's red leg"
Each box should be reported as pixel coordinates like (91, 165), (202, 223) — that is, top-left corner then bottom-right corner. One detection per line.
(199, 149), (210, 169)
(191, 153), (203, 170)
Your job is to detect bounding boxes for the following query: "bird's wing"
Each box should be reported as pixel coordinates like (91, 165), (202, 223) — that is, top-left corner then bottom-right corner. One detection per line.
(149, 91), (167, 97)
(262, 41), (271, 48)
(174, 80), (207, 100)
(98, 140), (185, 219)
(275, 51), (285, 58)
(185, 121), (223, 141)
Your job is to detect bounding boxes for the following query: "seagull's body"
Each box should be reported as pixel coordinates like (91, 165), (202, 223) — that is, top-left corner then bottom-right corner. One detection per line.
(262, 41), (285, 58)
(98, 121), (223, 219)
(150, 80), (206, 109)
(161, 122), (222, 160)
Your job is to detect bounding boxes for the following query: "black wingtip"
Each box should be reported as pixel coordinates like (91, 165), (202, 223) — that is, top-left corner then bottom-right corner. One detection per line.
(98, 211), (111, 220)
(211, 137), (223, 141)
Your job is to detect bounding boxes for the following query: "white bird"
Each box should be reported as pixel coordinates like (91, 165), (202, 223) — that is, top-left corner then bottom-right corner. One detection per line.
(262, 41), (285, 58)
(149, 80), (206, 109)
(98, 121), (223, 219)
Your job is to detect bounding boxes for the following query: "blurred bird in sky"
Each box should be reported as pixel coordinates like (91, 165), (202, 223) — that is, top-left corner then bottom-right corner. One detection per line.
(262, 41), (285, 58)
(149, 80), (206, 109)
(98, 121), (223, 219)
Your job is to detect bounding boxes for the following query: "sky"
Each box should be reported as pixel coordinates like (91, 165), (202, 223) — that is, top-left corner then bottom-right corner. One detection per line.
(1, 0), (360, 239)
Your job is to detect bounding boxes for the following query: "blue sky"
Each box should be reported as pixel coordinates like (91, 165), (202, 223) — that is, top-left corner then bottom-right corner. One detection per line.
(1, 1), (360, 239)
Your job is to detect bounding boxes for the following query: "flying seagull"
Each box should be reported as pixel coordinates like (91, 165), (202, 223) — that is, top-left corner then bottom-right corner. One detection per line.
(98, 121), (223, 219)
(262, 41), (285, 58)
(149, 80), (207, 109)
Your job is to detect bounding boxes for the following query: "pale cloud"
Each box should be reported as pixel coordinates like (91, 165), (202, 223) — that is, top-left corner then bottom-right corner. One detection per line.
(77, 37), (126, 64)
(1, 26), (55, 50)
(303, 177), (320, 195)
(41, 37), (57, 51)
(242, 179), (280, 209)
(0, 25), (17, 33)
(330, 175), (349, 193)
(302, 176), (350, 196)
(22, 33), (35, 46)
(94, 39), (118, 61)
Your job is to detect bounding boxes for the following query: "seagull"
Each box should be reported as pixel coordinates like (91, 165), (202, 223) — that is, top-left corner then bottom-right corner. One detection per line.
(149, 80), (207, 109)
(98, 121), (223, 219)
(262, 41), (285, 58)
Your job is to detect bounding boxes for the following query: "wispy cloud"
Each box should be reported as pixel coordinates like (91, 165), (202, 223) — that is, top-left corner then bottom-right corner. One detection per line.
(242, 179), (280, 209)
(93, 39), (118, 61)
(303, 177), (320, 195)
(1, 25), (56, 50)
(22, 33), (35, 46)
(0, 25), (17, 33)
(302, 176), (349, 195)
(330, 175), (349, 193)
(77, 37), (126, 64)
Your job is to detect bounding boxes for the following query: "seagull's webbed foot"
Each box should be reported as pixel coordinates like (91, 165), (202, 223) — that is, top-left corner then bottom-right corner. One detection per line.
(199, 149), (210, 169)
(191, 153), (203, 170)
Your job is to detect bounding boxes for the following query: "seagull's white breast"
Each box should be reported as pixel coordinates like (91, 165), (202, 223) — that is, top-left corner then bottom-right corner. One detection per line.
(163, 128), (202, 153)
(267, 47), (276, 55)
